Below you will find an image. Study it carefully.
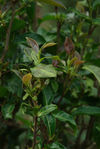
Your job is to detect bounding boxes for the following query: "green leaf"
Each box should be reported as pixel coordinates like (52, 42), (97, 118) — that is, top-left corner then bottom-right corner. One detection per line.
(42, 115), (56, 137)
(43, 85), (54, 105)
(12, 18), (25, 32)
(24, 48), (39, 65)
(31, 50), (40, 65)
(52, 110), (76, 126)
(15, 32), (46, 45)
(26, 2), (36, 22)
(16, 111), (32, 127)
(41, 42), (56, 50)
(39, 42), (56, 57)
(31, 64), (57, 78)
(72, 106), (100, 116)
(83, 65), (100, 84)
(93, 0), (100, 9)
(93, 18), (100, 25)
(35, 0), (66, 9)
(23, 93), (29, 100)
(6, 75), (23, 97)
(51, 80), (58, 93)
(40, 12), (66, 24)
(12, 69), (22, 79)
(0, 86), (8, 97)
(50, 142), (67, 149)
(40, 13), (57, 23)
(2, 104), (15, 119)
(73, 9), (91, 22)
(38, 104), (57, 117)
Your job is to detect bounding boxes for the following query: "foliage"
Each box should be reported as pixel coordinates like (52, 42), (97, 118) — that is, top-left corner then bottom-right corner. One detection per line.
(0, 0), (100, 149)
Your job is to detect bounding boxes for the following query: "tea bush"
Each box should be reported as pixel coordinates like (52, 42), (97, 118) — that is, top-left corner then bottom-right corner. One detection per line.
(0, 0), (100, 149)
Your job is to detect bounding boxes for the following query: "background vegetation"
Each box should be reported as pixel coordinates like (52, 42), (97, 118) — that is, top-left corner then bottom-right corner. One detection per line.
(0, 0), (100, 149)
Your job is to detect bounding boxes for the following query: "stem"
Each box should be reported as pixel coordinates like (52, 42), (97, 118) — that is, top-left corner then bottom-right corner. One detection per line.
(33, 2), (38, 32)
(57, 21), (61, 51)
(81, 116), (95, 149)
(1, 3), (16, 62)
(81, 25), (96, 58)
(32, 116), (38, 149)
(57, 75), (72, 106)
(55, 7), (61, 52)
(74, 117), (85, 149)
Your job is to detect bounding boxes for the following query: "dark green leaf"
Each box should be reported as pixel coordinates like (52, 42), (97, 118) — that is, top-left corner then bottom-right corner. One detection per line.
(51, 80), (58, 93)
(15, 32), (46, 45)
(72, 106), (100, 115)
(83, 65), (100, 84)
(40, 13), (57, 24)
(0, 86), (8, 97)
(73, 9), (91, 22)
(93, 0), (100, 9)
(38, 104), (57, 117)
(42, 115), (56, 137)
(93, 18), (100, 25)
(6, 75), (23, 97)
(26, 2), (35, 22)
(52, 110), (76, 126)
(43, 85), (54, 105)
(2, 104), (15, 119)
(12, 18), (25, 32)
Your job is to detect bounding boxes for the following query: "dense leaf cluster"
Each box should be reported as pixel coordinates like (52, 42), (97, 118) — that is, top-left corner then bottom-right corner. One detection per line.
(0, 0), (100, 149)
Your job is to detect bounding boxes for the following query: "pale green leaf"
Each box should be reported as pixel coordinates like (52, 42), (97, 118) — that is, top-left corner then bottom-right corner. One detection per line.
(50, 142), (67, 149)
(23, 93), (29, 100)
(35, 0), (66, 9)
(41, 42), (56, 50)
(24, 48), (39, 65)
(30, 64), (57, 78)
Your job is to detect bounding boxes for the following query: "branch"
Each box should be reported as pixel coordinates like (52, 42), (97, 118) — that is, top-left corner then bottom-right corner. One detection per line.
(1, 4), (16, 62)
(32, 116), (38, 149)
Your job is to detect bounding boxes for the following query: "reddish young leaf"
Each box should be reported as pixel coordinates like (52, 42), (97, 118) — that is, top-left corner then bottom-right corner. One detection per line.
(64, 37), (74, 55)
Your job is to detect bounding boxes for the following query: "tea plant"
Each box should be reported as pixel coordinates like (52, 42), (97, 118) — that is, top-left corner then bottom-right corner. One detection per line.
(0, 0), (100, 149)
